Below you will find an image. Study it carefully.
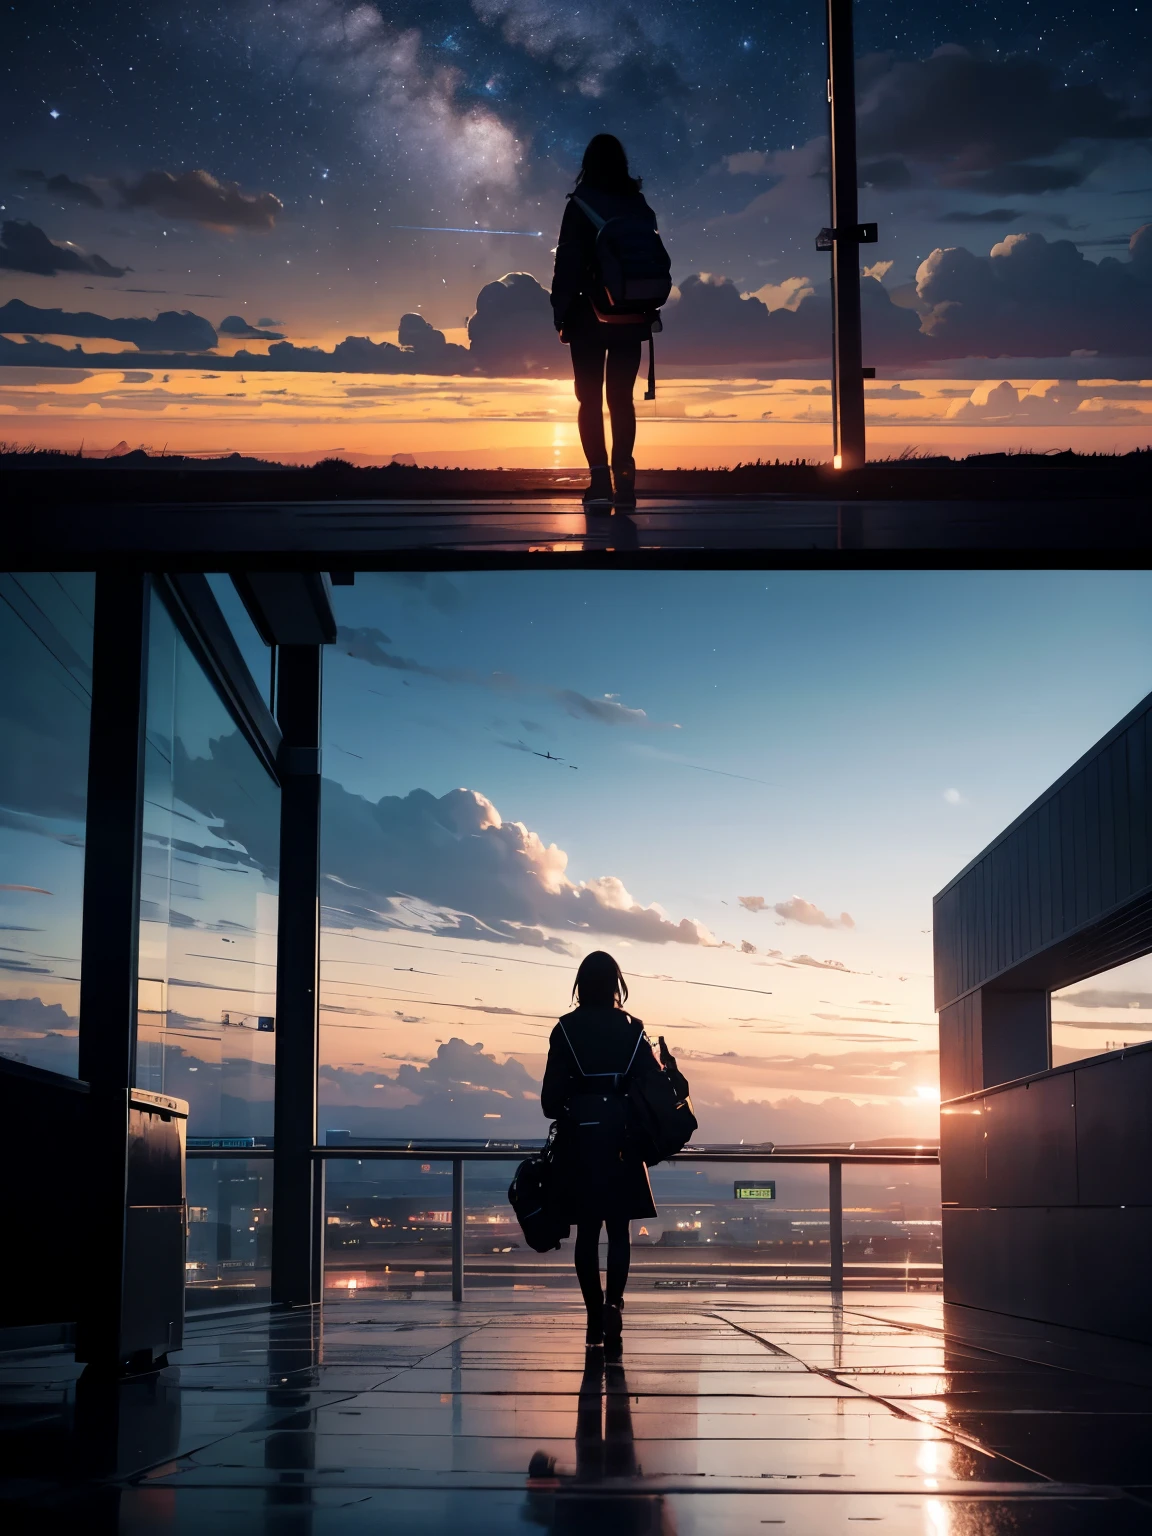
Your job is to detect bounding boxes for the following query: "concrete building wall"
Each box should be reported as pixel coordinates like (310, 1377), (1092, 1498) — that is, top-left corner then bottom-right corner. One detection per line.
(935, 688), (1152, 1342)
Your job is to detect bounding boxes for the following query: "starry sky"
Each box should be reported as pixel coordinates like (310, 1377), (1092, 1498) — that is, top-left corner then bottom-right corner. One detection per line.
(1, 0), (1150, 458)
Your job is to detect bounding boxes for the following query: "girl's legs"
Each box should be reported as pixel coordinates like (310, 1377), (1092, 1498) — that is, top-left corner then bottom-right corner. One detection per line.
(604, 1218), (631, 1304)
(602, 1218), (630, 1361)
(604, 341), (642, 469)
(569, 337), (609, 467)
(574, 1219), (605, 1341)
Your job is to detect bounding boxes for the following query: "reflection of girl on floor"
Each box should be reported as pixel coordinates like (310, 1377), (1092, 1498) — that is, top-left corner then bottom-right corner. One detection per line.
(524, 1358), (676, 1535)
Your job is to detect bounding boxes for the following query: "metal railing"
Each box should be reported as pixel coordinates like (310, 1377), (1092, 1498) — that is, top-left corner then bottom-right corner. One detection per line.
(189, 1139), (939, 1301)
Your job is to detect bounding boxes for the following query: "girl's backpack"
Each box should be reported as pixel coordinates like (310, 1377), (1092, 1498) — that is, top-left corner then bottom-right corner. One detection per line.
(572, 195), (673, 399)
(625, 1035), (698, 1166)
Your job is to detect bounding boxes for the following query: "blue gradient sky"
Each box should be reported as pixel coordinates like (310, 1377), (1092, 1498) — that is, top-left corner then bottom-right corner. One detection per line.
(311, 569), (1152, 1141)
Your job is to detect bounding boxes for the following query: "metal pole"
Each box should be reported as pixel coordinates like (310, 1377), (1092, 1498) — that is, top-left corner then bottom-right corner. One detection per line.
(826, 0), (866, 469)
(828, 1160), (844, 1292)
(451, 1158), (465, 1303)
(76, 572), (151, 1371)
(271, 646), (323, 1307)
(311, 1154), (327, 1302)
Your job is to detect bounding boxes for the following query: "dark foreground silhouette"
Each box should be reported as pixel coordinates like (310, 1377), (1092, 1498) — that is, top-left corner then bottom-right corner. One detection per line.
(2, 446), (1149, 503)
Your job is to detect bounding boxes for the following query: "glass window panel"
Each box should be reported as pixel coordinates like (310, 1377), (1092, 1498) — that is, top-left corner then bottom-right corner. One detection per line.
(324, 1157), (453, 1298)
(1051, 954), (1152, 1069)
(204, 573), (275, 709)
(0, 572), (94, 1078)
(138, 589), (280, 1138)
(186, 1157), (273, 1308)
(316, 571), (943, 1159)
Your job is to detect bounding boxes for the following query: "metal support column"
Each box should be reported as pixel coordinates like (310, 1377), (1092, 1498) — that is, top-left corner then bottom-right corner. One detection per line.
(311, 1154), (327, 1302)
(451, 1159), (465, 1303)
(76, 573), (151, 1369)
(828, 1160), (844, 1292)
(271, 645), (323, 1307)
(826, 0), (866, 469)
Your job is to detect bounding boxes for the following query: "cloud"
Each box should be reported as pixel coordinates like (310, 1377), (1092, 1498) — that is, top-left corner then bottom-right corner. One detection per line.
(0, 995), (76, 1032)
(4, 229), (1148, 373)
(742, 275), (815, 312)
(942, 787), (965, 804)
(336, 623), (511, 684)
(335, 625), (668, 727)
(218, 314), (285, 339)
(915, 226), (1152, 356)
(115, 169), (283, 230)
(790, 954), (856, 972)
(394, 1036), (538, 1098)
(855, 46), (1152, 193)
(660, 271), (925, 366)
(857, 156), (913, 189)
(264, 312), (471, 375)
(741, 895), (854, 929)
(318, 1040), (547, 1134)
(467, 272), (559, 375)
(0, 219), (126, 277)
(0, 298), (217, 351)
(17, 170), (103, 208)
(368, 572), (465, 615)
(680, 1043), (937, 1096)
(0, 996), (80, 1075)
(773, 896), (855, 929)
(550, 689), (674, 729)
(740, 940), (757, 954)
(1055, 988), (1152, 1011)
(320, 781), (718, 949)
(944, 378), (1150, 425)
(940, 208), (1021, 224)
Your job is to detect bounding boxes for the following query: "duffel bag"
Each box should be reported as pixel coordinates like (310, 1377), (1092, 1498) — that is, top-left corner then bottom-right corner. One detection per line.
(508, 1124), (570, 1253)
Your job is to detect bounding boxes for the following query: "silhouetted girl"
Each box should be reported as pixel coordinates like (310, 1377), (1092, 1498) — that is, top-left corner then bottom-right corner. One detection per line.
(550, 135), (662, 511)
(541, 951), (663, 1361)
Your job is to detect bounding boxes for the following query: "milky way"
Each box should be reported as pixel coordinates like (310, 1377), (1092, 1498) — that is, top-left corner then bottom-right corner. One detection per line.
(0, 0), (1149, 351)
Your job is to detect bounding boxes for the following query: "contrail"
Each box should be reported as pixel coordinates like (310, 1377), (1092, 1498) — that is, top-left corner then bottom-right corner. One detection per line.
(392, 225), (544, 237)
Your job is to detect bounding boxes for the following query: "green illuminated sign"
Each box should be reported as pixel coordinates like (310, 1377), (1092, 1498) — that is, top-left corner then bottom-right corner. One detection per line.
(734, 1182), (776, 1200)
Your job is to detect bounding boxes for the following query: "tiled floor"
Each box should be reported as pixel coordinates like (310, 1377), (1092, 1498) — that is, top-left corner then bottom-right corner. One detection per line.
(12, 497), (1152, 559)
(3, 1289), (1152, 1532)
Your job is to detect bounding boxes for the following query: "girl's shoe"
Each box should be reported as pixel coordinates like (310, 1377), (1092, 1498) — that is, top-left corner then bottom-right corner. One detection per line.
(582, 466), (614, 508)
(603, 1300), (624, 1362)
(612, 459), (637, 510)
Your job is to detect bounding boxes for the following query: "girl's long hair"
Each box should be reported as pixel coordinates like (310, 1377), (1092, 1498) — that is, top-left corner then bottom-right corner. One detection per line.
(572, 950), (629, 1009)
(574, 134), (641, 195)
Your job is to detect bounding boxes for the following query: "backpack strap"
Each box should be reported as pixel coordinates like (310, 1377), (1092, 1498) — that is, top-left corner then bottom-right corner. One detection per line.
(557, 1020), (585, 1076)
(645, 333), (656, 401)
(571, 195), (607, 231)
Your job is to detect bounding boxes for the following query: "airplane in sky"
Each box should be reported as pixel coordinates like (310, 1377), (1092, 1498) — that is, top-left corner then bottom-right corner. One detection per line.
(518, 741), (578, 768)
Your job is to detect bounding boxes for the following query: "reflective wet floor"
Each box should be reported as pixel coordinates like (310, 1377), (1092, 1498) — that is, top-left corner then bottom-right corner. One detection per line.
(10, 497), (1152, 558)
(3, 1290), (1152, 1532)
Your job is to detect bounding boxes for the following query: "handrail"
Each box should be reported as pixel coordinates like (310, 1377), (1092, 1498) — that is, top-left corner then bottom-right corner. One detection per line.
(187, 1140), (939, 1164)
(186, 1140), (939, 1300)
